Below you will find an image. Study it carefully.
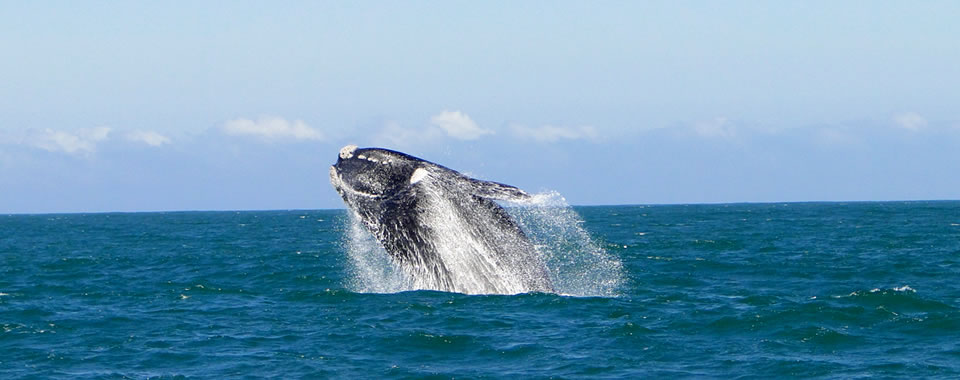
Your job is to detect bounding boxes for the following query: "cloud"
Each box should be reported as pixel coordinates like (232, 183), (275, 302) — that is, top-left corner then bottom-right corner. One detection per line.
(814, 127), (863, 147)
(373, 121), (442, 148)
(27, 127), (112, 155)
(126, 130), (171, 147)
(221, 116), (323, 141)
(692, 117), (736, 139)
(510, 124), (599, 143)
(429, 110), (492, 140)
(893, 112), (927, 131)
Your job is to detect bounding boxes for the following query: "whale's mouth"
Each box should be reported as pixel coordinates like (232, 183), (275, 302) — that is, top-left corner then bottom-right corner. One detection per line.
(330, 166), (381, 199)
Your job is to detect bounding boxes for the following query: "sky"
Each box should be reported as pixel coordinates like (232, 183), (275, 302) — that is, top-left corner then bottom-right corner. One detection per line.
(1, 1), (959, 213)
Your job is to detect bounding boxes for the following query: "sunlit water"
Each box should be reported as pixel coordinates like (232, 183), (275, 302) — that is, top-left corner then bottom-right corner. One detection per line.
(2, 202), (960, 378)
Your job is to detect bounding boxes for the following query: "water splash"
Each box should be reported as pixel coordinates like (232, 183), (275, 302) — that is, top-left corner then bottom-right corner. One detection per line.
(341, 191), (624, 297)
(341, 211), (411, 293)
(505, 192), (624, 297)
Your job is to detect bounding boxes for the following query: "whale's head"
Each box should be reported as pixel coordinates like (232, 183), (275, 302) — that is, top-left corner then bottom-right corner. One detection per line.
(330, 145), (425, 201)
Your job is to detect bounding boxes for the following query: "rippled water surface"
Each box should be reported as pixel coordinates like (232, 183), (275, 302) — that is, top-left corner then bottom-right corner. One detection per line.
(2, 202), (960, 378)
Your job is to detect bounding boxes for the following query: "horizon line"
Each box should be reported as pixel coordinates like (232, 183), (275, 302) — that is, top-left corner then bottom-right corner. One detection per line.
(4, 198), (959, 216)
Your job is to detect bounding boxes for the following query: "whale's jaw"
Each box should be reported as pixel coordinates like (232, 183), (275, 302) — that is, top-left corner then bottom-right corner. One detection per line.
(330, 165), (380, 199)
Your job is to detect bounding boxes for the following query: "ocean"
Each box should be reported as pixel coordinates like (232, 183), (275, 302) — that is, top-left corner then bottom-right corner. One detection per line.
(2, 201), (959, 378)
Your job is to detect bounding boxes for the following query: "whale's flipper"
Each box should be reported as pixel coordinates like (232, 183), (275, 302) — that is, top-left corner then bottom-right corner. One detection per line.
(468, 178), (531, 202)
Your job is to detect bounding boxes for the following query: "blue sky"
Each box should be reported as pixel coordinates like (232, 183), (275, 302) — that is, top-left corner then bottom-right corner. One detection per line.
(2, 1), (959, 213)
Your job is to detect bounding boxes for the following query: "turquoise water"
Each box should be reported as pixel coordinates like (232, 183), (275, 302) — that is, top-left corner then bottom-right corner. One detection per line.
(2, 202), (960, 378)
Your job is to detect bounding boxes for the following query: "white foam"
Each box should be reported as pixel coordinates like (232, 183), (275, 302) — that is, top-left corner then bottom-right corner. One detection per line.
(893, 285), (916, 292)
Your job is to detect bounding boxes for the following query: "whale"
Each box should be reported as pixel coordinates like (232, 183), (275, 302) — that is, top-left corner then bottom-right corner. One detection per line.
(329, 145), (553, 294)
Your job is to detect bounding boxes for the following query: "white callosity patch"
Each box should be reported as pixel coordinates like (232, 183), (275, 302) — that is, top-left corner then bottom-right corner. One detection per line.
(339, 145), (358, 159)
(409, 168), (429, 184)
(352, 150), (391, 165)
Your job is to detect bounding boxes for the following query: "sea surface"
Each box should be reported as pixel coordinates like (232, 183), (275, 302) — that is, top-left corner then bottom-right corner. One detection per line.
(2, 201), (960, 378)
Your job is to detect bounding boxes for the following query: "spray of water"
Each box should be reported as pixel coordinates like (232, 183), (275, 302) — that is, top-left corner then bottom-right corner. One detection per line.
(341, 190), (623, 297)
(505, 192), (624, 297)
(342, 210), (411, 293)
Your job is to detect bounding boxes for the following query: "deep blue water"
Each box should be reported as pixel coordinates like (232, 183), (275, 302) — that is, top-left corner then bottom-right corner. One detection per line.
(2, 202), (960, 378)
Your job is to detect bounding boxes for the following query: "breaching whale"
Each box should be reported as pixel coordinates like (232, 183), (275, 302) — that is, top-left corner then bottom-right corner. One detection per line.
(329, 145), (554, 294)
